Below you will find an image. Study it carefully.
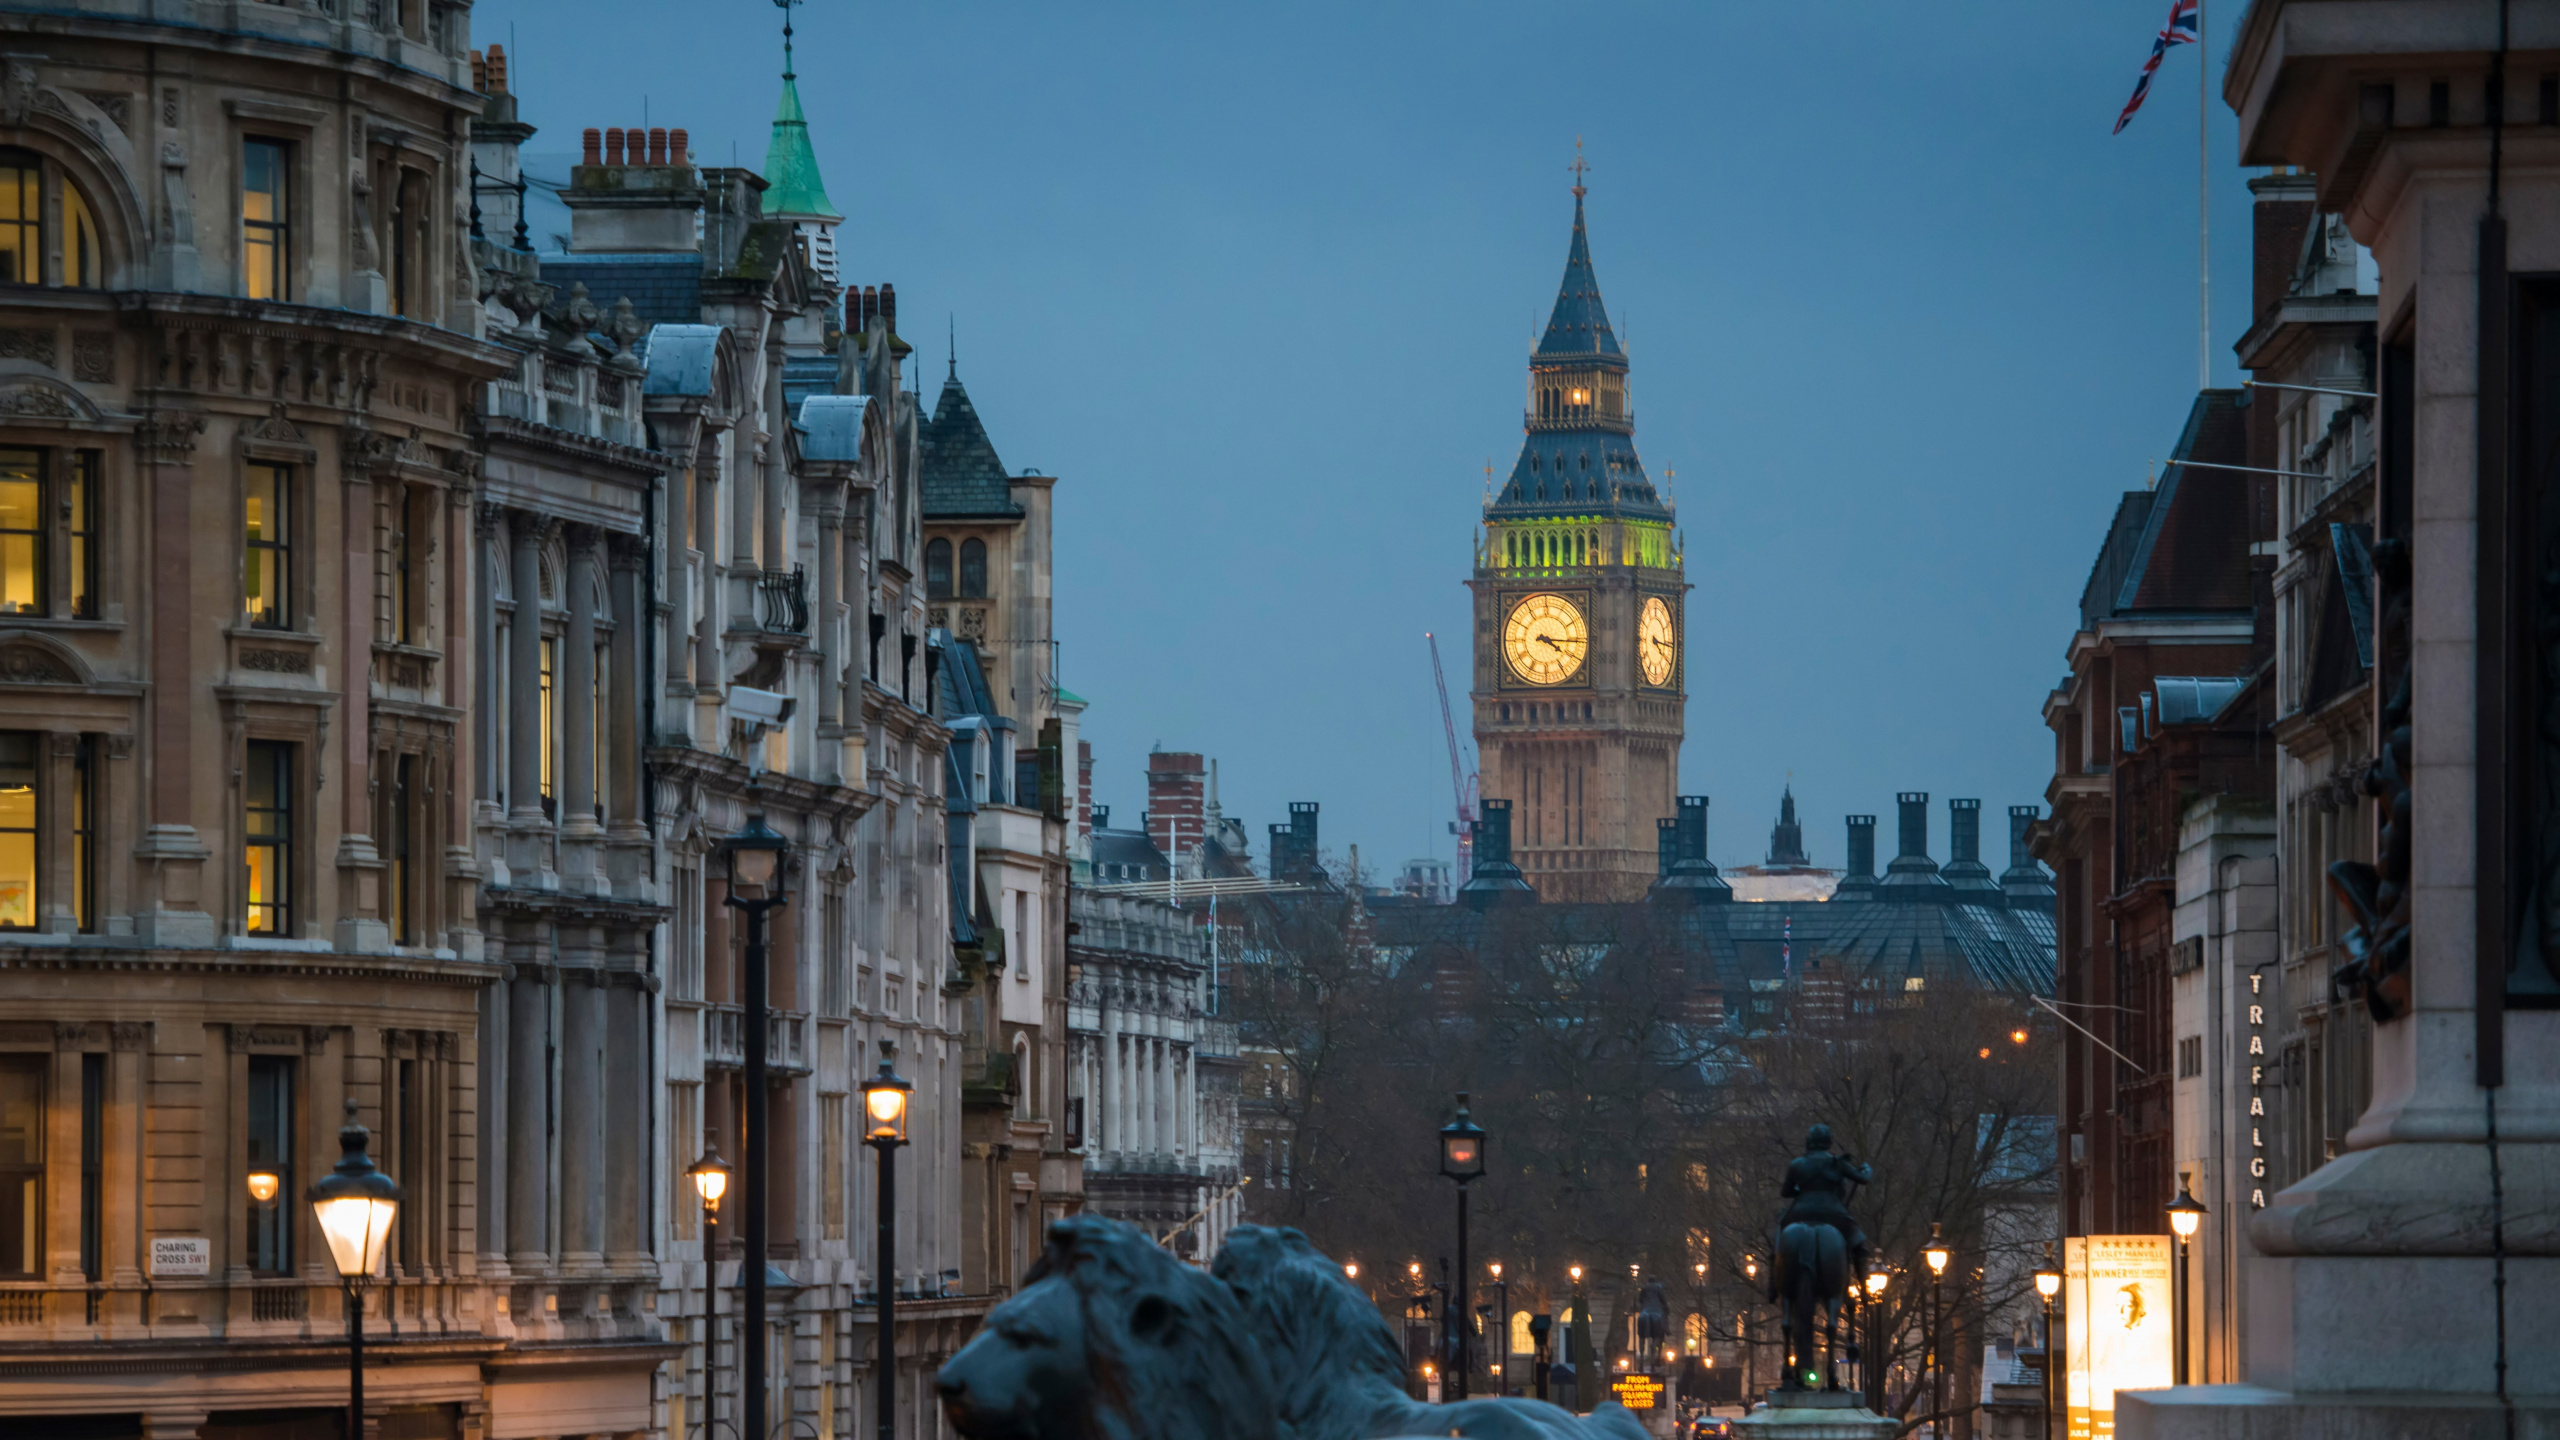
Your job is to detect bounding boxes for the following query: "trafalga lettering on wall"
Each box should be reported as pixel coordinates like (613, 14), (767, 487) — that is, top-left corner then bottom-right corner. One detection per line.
(2246, 970), (2266, 1208)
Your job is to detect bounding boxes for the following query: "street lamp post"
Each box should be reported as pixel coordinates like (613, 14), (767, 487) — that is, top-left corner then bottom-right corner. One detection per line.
(1568, 1263), (1588, 1413)
(1862, 1266), (1889, 1411)
(719, 813), (789, 1440)
(2167, 1185), (2207, 1386)
(1924, 1225), (1951, 1435)
(308, 1100), (400, 1440)
(1490, 1261), (1508, 1395)
(2033, 1246), (2063, 1440)
(689, 1146), (731, 1435)
(1438, 1094), (1486, 1402)
(862, 1049), (913, 1440)
(1744, 1256), (1759, 1400)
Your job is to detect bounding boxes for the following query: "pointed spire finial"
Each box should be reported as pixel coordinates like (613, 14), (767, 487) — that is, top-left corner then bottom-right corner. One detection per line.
(1569, 136), (1589, 201)
(774, 0), (800, 81)
(948, 313), (957, 380)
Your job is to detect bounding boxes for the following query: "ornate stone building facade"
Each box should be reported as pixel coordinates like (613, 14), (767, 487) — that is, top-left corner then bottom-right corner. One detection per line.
(1471, 182), (1685, 903)
(0, 1), (524, 1436)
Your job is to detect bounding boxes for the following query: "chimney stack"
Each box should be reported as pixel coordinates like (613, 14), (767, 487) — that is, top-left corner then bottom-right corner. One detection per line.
(1460, 799), (1536, 904)
(647, 127), (667, 165)
(582, 128), (602, 165)
(1880, 791), (1953, 901)
(1650, 795), (1731, 904)
(669, 129), (689, 166)
(1836, 814), (1879, 903)
(880, 283), (897, 333)
(1657, 818), (1678, 878)
(2002, 805), (2056, 907)
(486, 42), (508, 93)
(604, 127), (625, 165)
(1944, 798), (1998, 894)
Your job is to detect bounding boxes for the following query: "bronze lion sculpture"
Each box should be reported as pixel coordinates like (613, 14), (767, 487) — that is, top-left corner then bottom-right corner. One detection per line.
(937, 1213), (1282, 1440)
(1210, 1225), (1650, 1440)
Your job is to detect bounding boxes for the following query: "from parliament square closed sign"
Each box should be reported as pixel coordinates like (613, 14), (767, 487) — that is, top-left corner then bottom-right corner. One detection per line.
(1611, 1374), (1665, 1410)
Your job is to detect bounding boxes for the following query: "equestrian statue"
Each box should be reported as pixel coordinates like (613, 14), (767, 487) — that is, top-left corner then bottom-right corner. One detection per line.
(1766, 1124), (1871, 1392)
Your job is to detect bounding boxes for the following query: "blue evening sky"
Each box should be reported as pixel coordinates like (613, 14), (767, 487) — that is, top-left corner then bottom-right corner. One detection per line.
(486, 1), (2267, 876)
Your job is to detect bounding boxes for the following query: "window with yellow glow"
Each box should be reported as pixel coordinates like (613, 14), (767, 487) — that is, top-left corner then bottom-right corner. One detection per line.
(244, 741), (292, 934)
(0, 733), (34, 930)
(242, 138), (290, 301)
(244, 463), (291, 628)
(0, 450), (40, 616)
(0, 1056), (42, 1277)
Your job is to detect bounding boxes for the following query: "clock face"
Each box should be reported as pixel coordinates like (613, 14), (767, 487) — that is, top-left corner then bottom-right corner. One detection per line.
(1638, 596), (1677, 686)
(1503, 592), (1588, 686)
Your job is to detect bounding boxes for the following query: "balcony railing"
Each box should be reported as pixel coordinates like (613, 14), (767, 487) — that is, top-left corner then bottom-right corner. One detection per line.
(705, 1004), (810, 1073)
(758, 566), (809, 635)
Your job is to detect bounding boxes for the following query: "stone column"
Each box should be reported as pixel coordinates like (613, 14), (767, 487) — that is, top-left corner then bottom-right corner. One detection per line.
(762, 346), (789, 578)
(506, 514), (545, 827)
(558, 929), (606, 1273)
(697, 445), (725, 690)
(816, 496), (842, 729)
(333, 453), (387, 953)
(666, 457), (694, 689)
(134, 412), (211, 946)
(507, 936), (551, 1273)
(604, 929), (651, 1266)
(559, 529), (602, 892)
(606, 544), (649, 857)
(478, 976), (509, 1270)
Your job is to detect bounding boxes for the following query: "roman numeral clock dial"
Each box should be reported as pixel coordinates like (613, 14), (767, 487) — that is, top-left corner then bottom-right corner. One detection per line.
(1639, 595), (1676, 686)
(1503, 592), (1588, 685)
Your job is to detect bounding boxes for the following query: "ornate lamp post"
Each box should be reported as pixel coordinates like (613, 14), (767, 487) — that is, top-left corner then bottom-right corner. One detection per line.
(2167, 1185), (2207, 1385)
(1744, 1255), (1759, 1399)
(2033, 1246), (2063, 1440)
(1923, 1224), (1951, 1432)
(308, 1101), (400, 1440)
(719, 813), (789, 1440)
(1438, 1094), (1486, 1401)
(862, 1048), (913, 1440)
(689, 1146), (731, 1434)
(1490, 1261), (1509, 1395)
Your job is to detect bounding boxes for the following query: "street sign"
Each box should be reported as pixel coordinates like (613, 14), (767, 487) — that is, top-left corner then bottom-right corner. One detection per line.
(149, 1237), (210, 1277)
(1611, 1374), (1665, 1410)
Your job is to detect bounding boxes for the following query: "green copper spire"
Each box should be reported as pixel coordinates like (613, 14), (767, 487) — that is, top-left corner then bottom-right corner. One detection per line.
(762, 73), (840, 220)
(761, 5), (837, 221)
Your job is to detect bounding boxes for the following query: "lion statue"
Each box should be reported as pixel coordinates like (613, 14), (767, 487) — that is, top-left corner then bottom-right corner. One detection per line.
(1211, 1225), (1650, 1440)
(937, 1213), (1282, 1440)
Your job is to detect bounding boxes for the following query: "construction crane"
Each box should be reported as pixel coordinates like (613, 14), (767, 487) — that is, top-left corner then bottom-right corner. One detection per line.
(1425, 632), (1478, 889)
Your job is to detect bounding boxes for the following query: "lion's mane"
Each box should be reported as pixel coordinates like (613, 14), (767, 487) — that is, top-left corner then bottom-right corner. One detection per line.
(1212, 1225), (1651, 1440)
(1026, 1214), (1279, 1440)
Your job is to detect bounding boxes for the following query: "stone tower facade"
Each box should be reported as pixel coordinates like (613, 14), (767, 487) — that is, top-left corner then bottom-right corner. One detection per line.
(1469, 183), (1685, 902)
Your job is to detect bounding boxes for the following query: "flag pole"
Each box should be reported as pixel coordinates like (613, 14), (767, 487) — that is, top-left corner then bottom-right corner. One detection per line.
(2198, 0), (2212, 391)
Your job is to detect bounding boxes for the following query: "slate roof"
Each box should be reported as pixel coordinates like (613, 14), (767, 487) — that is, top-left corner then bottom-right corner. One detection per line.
(540, 253), (703, 328)
(920, 372), (1026, 519)
(1488, 194), (1669, 523)
(1538, 194), (1623, 360)
(2077, 390), (2253, 632)
(761, 75), (840, 220)
(781, 351), (838, 414)
(1090, 828), (1171, 885)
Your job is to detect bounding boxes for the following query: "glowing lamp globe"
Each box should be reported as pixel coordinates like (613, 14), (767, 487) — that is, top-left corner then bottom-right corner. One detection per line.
(861, 1052), (913, 1145)
(307, 1101), (400, 1281)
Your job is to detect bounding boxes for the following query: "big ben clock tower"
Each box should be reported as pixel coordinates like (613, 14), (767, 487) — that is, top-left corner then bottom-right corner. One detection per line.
(1471, 173), (1684, 902)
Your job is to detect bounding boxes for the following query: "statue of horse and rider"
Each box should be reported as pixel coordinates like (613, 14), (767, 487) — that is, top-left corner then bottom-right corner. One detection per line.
(1765, 1124), (1872, 1393)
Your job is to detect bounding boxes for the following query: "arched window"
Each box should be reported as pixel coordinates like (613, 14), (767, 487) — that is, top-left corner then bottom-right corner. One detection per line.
(1512, 1310), (1535, 1356)
(959, 537), (988, 598)
(925, 537), (953, 599)
(1013, 1035), (1033, 1121)
(0, 150), (97, 289)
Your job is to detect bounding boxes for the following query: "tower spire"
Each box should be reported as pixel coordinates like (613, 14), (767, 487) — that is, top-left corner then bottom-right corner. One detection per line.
(775, 0), (798, 80)
(1569, 135), (1588, 201)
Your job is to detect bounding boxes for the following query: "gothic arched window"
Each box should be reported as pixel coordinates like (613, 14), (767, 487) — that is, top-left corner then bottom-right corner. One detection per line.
(925, 537), (953, 599)
(959, 537), (988, 598)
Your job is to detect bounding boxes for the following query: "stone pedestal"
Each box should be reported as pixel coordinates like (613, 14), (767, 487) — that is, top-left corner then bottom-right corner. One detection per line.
(1732, 1390), (1898, 1440)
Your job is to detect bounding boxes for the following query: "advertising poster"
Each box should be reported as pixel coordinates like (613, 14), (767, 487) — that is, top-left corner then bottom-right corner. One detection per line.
(2069, 1234), (2173, 1438)
(2064, 1238), (2090, 1440)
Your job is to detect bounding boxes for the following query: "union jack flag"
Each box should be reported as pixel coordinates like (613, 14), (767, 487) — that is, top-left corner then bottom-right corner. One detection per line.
(2113, 0), (2200, 134)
